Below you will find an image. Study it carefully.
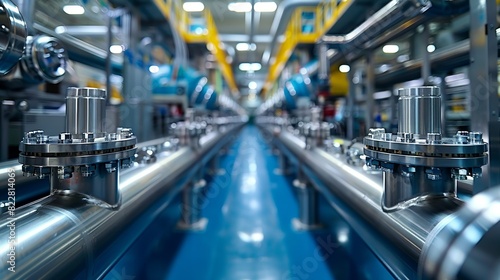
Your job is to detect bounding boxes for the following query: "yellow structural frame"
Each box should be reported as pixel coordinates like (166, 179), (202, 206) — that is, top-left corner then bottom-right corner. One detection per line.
(263, 0), (353, 95)
(152, 0), (239, 95)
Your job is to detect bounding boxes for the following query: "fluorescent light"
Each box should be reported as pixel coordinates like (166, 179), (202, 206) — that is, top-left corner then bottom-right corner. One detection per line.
(239, 63), (261, 72)
(183, 2), (204, 12)
(382, 44), (399, 54)
(228, 2), (252, 12)
(149, 65), (159, 73)
(248, 81), (257, 90)
(339, 65), (350, 73)
(254, 2), (277, 12)
(427, 44), (436, 53)
(236, 43), (256, 51)
(63, 5), (85, 15)
(109, 45), (124, 54)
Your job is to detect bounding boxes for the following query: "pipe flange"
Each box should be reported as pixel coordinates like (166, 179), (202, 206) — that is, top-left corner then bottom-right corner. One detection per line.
(21, 35), (67, 83)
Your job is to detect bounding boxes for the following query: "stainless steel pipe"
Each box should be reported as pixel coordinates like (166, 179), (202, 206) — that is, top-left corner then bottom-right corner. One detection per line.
(265, 126), (462, 278)
(0, 124), (243, 280)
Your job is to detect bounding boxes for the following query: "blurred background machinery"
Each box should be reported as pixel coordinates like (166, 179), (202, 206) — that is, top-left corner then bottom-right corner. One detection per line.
(0, 0), (500, 279)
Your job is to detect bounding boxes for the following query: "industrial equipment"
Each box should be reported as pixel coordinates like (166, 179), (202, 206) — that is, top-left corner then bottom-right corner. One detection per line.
(363, 86), (487, 211)
(19, 87), (137, 207)
(0, 35), (68, 89)
(0, 107), (246, 280)
(0, 0), (27, 75)
(255, 84), (496, 279)
(1, 0), (499, 279)
(152, 65), (219, 111)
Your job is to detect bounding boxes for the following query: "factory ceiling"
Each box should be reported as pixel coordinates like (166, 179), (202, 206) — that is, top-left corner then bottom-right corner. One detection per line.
(33, 0), (395, 95)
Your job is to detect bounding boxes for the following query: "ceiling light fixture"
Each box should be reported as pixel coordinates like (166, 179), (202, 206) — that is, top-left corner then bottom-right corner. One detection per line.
(248, 81), (257, 90)
(339, 65), (350, 73)
(382, 44), (399, 54)
(109, 45), (124, 54)
(427, 44), (436, 53)
(149, 65), (160, 74)
(254, 2), (277, 12)
(228, 2), (252, 12)
(236, 43), (257, 51)
(63, 5), (85, 15)
(239, 63), (261, 72)
(183, 2), (205, 12)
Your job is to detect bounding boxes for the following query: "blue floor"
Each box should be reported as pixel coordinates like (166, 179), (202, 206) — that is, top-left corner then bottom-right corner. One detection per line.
(106, 125), (393, 280)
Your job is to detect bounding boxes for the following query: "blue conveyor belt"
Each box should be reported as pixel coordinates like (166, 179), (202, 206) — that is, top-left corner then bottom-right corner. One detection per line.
(106, 125), (393, 280)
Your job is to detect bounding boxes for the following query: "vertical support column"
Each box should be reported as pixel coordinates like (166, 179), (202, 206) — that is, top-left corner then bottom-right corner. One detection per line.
(276, 150), (291, 175)
(420, 24), (431, 84)
(347, 71), (355, 139)
(292, 168), (320, 230)
(0, 101), (12, 161)
(105, 15), (113, 100)
(365, 53), (375, 134)
(178, 168), (208, 230)
(469, 0), (499, 192)
(209, 153), (224, 176)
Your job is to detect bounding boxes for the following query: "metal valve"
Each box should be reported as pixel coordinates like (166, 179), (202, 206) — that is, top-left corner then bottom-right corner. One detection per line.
(364, 87), (488, 212)
(19, 87), (137, 208)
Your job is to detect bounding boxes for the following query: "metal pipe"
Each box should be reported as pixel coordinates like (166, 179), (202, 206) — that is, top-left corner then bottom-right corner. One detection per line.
(323, 0), (430, 64)
(265, 126), (462, 278)
(323, 0), (468, 66)
(0, 124), (243, 279)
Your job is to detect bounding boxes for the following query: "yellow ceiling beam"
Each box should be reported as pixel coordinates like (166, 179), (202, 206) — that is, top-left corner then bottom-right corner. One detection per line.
(152, 0), (239, 94)
(263, 0), (353, 94)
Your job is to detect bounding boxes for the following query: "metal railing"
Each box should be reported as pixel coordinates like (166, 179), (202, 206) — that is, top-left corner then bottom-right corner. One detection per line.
(263, 0), (353, 94)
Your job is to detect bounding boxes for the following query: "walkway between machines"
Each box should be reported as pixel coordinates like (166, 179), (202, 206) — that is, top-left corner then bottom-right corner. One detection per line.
(164, 125), (333, 280)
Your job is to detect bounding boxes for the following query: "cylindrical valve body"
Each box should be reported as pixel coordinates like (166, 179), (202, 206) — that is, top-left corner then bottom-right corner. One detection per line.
(65, 87), (106, 135)
(398, 86), (441, 139)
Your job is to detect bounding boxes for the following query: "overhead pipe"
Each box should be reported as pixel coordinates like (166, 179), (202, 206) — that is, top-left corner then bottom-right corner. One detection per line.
(323, 0), (469, 65)
(0, 122), (245, 280)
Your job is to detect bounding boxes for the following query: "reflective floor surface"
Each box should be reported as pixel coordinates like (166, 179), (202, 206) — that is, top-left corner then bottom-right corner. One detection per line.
(106, 125), (393, 280)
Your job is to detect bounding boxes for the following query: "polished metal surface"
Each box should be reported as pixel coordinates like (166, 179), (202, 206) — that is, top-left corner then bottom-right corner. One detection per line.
(383, 167), (455, 211)
(0, 0), (27, 75)
(66, 87), (107, 135)
(364, 87), (488, 209)
(397, 87), (441, 139)
(50, 162), (121, 208)
(294, 177), (319, 227)
(0, 124), (243, 280)
(19, 87), (137, 207)
(21, 35), (67, 84)
(263, 126), (462, 277)
(420, 186), (500, 279)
